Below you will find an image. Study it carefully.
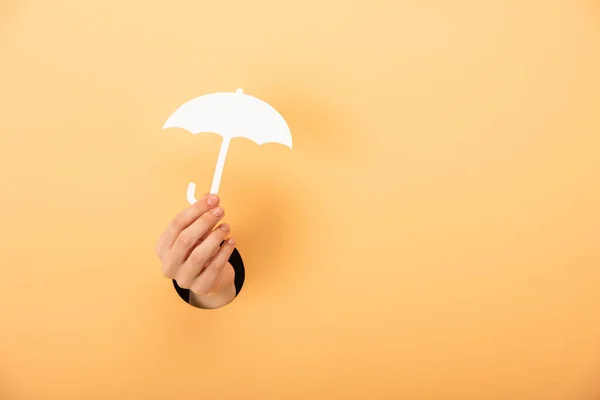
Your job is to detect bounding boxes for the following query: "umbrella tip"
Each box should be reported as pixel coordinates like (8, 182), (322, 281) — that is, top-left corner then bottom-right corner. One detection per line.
(236, 88), (243, 95)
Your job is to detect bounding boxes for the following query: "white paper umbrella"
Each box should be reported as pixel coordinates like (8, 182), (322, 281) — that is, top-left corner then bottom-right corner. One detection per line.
(163, 88), (292, 204)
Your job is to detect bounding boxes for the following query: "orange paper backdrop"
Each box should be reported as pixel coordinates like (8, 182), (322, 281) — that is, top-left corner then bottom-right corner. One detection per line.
(1, 1), (600, 399)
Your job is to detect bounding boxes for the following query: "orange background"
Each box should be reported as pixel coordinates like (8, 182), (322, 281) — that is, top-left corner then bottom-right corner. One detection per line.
(1, 0), (600, 399)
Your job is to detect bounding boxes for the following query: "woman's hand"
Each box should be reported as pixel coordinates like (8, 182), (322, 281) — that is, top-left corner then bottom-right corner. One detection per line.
(155, 193), (237, 309)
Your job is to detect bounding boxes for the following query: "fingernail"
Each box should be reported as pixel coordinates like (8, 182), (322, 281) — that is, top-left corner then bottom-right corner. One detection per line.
(227, 237), (236, 246)
(207, 195), (219, 206)
(219, 223), (230, 232)
(211, 207), (224, 217)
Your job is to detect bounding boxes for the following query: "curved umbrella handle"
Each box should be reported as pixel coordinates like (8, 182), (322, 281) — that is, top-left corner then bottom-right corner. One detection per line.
(187, 182), (198, 205)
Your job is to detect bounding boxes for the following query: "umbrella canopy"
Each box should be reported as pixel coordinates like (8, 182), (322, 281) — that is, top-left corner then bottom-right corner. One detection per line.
(163, 88), (292, 202)
(163, 88), (292, 146)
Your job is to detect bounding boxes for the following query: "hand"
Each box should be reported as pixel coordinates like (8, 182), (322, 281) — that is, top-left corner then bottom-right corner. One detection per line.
(155, 193), (237, 308)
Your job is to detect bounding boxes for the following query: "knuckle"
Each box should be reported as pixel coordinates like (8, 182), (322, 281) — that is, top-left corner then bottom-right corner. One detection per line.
(172, 213), (188, 229)
(155, 242), (165, 259)
(176, 275), (193, 289)
(189, 250), (208, 266)
(177, 232), (196, 248)
(161, 263), (176, 279)
(212, 258), (227, 270)
(175, 271), (194, 289)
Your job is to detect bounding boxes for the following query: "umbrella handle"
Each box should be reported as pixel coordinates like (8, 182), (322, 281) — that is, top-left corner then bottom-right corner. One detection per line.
(210, 136), (231, 195)
(186, 136), (230, 205)
(187, 182), (198, 205)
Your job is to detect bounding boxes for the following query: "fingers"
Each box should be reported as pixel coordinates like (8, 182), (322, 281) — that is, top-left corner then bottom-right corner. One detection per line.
(190, 238), (236, 296)
(155, 193), (217, 259)
(167, 204), (224, 268)
(175, 223), (231, 288)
